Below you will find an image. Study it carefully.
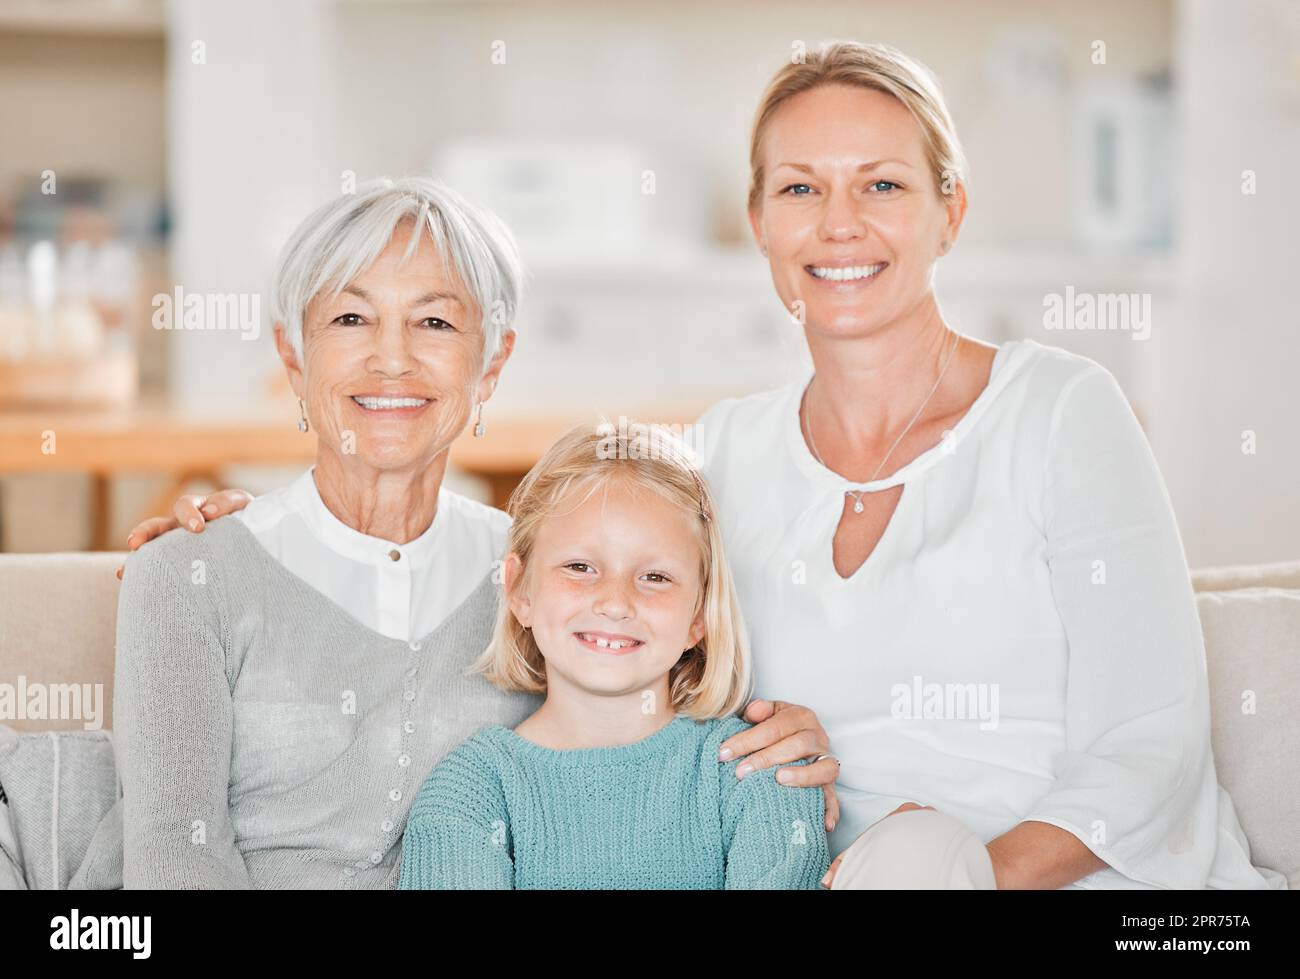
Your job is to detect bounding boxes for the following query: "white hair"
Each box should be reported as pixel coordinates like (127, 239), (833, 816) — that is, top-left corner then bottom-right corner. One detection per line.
(272, 175), (524, 372)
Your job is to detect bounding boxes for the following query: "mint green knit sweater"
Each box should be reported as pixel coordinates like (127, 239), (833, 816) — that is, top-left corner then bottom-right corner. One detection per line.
(398, 714), (828, 889)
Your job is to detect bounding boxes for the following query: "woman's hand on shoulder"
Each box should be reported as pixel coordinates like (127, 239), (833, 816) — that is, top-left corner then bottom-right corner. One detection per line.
(719, 698), (841, 832)
(115, 488), (254, 579)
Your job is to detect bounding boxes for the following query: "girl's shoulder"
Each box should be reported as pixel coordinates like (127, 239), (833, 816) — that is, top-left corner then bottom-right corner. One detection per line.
(693, 714), (815, 778)
(432, 725), (514, 774)
(689, 714), (813, 788)
(410, 726), (514, 819)
(696, 713), (752, 753)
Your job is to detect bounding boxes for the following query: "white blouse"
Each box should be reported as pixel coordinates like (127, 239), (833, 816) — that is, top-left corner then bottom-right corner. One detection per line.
(234, 468), (509, 643)
(694, 338), (1285, 890)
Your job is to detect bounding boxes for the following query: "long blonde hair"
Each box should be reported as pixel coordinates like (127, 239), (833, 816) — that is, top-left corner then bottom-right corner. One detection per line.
(470, 421), (753, 720)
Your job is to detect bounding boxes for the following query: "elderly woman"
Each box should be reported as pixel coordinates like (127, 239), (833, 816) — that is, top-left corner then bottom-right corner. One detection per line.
(99, 176), (837, 889)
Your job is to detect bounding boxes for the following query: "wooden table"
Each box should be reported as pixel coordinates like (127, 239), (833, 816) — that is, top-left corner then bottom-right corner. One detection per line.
(0, 401), (712, 549)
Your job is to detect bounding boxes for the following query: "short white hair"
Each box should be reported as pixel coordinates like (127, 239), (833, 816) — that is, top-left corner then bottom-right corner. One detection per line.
(272, 175), (524, 372)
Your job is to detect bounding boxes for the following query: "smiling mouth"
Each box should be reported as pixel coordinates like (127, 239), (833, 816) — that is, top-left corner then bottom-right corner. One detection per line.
(573, 631), (645, 653)
(350, 395), (431, 411)
(805, 262), (888, 283)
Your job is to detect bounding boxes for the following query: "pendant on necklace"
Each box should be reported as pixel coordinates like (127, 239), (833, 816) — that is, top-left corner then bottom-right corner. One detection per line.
(851, 495), (864, 514)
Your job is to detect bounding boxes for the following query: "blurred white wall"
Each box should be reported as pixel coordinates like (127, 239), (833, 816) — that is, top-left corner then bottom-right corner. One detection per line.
(1160, 0), (1300, 565)
(166, 0), (341, 409)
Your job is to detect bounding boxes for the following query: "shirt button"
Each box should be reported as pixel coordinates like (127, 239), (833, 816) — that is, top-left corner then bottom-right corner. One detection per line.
(370, 851), (382, 864)
(403, 690), (415, 701)
(403, 721), (415, 734)
(381, 819), (393, 832)
(409, 641), (422, 652)
(389, 788), (402, 802)
(398, 754), (411, 767)
(388, 549), (401, 561)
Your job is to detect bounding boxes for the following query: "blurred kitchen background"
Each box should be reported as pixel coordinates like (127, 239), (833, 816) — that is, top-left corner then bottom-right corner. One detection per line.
(0, 0), (1296, 567)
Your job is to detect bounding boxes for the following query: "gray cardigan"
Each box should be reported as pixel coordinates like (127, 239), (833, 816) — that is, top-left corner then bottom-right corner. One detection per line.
(94, 516), (539, 889)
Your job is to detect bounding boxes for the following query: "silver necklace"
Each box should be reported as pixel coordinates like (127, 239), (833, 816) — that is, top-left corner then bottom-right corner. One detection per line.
(803, 332), (962, 514)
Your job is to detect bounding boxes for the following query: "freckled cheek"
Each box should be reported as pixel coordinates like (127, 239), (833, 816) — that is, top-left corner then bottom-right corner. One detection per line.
(531, 578), (591, 628)
(635, 591), (698, 639)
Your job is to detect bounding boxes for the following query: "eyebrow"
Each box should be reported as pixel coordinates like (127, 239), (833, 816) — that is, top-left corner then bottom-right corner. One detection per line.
(773, 160), (914, 174)
(341, 285), (466, 310)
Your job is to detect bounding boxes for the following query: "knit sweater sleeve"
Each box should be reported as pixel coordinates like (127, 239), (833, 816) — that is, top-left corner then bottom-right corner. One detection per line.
(398, 733), (515, 890)
(113, 535), (253, 889)
(716, 720), (830, 890)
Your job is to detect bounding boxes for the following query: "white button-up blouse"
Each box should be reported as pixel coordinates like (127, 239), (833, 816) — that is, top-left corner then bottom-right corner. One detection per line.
(234, 467), (510, 643)
(694, 338), (1285, 889)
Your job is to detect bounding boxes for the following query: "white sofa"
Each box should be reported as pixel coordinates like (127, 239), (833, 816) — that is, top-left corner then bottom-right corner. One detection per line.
(1, 551), (1297, 888)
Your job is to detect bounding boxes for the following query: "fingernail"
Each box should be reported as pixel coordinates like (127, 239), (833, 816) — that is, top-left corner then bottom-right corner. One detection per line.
(820, 872), (831, 886)
(202, 504), (217, 516)
(776, 769), (792, 784)
(736, 762), (753, 779)
(188, 518), (200, 531)
(718, 747), (733, 761)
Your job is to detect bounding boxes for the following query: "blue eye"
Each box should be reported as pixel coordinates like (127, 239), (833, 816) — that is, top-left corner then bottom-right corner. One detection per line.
(780, 183), (813, 196)
(869, 180), (900, 192)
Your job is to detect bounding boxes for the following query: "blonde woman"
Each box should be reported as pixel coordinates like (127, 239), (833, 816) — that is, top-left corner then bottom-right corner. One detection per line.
(693, 41), (1284, 890)
(398, 423), (827, 889)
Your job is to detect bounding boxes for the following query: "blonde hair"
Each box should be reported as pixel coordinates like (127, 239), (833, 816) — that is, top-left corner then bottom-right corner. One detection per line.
(747, 40), (968, 211)
(471, 421), (753, 720)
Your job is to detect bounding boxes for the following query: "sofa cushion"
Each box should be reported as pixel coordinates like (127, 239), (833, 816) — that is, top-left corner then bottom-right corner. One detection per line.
(1196, 588), (1300, 886)
(0, 725), (120, 889)
(0, 552), (123, 733)
(1193, 559), (1300, 593)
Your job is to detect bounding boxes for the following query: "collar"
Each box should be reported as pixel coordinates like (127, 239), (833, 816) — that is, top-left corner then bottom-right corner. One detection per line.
(286, 467), (446, 568)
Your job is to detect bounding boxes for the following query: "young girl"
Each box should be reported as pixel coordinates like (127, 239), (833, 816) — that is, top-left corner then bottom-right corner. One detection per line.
(398, 422), (828, 889)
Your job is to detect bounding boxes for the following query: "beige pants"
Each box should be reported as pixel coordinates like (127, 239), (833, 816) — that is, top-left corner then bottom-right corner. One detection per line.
(830, 808), (998, 889)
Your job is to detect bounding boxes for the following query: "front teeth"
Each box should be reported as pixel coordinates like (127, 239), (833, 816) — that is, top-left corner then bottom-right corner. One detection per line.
(578, 633), (640, 650)
(352, 396), (429, 410)
(809, 263), (885, 281)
